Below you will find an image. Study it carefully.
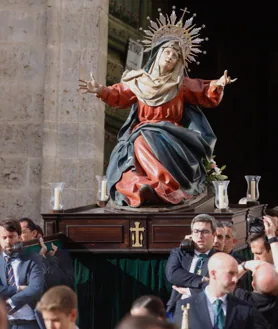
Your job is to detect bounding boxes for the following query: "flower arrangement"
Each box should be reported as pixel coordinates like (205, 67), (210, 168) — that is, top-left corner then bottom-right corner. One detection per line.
(203, 155), (228, 185)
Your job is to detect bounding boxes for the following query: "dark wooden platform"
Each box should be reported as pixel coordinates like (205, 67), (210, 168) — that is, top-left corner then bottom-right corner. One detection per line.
(41, 193), (266, 253)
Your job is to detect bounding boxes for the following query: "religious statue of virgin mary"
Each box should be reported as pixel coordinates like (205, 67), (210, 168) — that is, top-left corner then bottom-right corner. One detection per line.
(79, 7), (236, 209)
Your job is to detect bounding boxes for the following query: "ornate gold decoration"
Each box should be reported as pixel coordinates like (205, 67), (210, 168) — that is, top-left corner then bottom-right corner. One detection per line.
(181, 303), (190, 329)
(139, 6), (208, 67)
(129, 221), (145, 247)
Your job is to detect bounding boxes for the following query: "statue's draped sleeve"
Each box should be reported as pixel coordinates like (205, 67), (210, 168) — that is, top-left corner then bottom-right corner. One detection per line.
(182, 77), (223, 107)
(97, 83), (137, 108)
(97, 77), (223, 109)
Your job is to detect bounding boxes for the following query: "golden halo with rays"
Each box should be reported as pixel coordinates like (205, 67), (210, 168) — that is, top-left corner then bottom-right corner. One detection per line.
(138, 6), (208, 68)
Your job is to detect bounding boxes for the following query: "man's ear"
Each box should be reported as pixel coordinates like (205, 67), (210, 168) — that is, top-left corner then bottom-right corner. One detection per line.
(69, 309), (78, 323)
(210, 269), (216, 280)
(32, 230), (38, 239)
(232, 238), (238, 247)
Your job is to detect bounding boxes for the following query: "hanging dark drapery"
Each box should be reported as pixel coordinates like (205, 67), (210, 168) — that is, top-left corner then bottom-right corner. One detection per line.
(73, 247), (253, 329)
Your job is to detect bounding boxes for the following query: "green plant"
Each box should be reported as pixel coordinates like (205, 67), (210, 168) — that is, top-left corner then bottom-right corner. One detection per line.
(202, 155), (228, 185)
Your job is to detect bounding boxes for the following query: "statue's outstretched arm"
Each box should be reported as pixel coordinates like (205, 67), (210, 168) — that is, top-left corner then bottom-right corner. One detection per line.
(78, 72), (103, 95)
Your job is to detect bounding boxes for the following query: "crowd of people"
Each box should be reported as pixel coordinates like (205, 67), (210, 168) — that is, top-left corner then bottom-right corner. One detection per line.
(0, 209), (278, 329)
(119, 211), (278, 329)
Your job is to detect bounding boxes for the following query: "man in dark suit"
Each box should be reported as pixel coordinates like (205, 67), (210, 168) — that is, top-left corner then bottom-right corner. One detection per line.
(165, 214), (218, 317)
(19, 217), (74, 290)
(0, 217), (45, 329)
(174, 252), (268, 329)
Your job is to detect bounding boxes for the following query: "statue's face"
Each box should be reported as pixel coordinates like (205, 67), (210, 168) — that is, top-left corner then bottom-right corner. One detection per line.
(158, 47), (179, 73)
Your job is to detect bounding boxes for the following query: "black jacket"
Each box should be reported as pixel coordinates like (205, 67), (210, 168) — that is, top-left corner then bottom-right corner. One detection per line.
(234, 287), (278, 329)
(0, 252), (44, 312)
(165, 247), (216, 313)
(174, 291), (268, 329)
(42, 248), (74, 290)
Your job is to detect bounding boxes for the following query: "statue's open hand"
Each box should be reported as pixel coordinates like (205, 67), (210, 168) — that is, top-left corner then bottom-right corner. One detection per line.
(215, 70), (237, 87)
(78, 72), (102, 94)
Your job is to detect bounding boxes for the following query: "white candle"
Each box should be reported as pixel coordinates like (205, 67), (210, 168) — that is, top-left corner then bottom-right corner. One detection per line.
(251, 180), (256, 200)
(54, 187), (60, 210)
(218, 184), (225, 209)
(100, 179), (107, 201)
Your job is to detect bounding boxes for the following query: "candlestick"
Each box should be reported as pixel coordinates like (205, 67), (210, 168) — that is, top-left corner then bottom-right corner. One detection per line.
(212, 180), (230, 210)
(181, 303), (190, 329)
(245, 175), (261, 202)
(54, 187), (60, 210)
(100, 179), (107, 201)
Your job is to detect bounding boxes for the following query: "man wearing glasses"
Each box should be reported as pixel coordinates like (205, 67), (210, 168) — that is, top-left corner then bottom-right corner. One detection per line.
(165, 214), (217, 319)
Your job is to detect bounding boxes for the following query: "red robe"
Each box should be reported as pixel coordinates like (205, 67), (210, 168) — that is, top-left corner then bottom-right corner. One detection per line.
(98, 77), (223, 207)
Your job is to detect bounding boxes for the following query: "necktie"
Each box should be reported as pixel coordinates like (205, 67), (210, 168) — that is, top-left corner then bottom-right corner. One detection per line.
(4, 256), (16, 286)
(194, 253), (208, 275)
(213, 299), (225, 329)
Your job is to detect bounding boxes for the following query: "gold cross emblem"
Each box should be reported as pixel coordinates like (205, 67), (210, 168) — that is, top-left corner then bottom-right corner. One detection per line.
(130, 221), (145, 247)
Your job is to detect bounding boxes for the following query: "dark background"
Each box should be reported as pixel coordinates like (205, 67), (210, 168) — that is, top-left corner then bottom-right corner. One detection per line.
(150, 1), (278, 207)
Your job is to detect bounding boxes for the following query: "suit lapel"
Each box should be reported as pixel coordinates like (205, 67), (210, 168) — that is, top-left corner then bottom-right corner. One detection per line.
(191, 292), (213, 329)
(224, 294), (237, 329)
(0, 253), (7, 285)
(200, 257), (209, 276)
(168, 252), (194, 312)
(181, 252), (194, 271)
(18, 255), (29, 284)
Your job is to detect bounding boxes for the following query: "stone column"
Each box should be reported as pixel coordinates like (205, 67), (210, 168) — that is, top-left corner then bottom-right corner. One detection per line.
(41, 0), (109, 213)
(0, 0), (47, 220)
(0, 0), (108, 221)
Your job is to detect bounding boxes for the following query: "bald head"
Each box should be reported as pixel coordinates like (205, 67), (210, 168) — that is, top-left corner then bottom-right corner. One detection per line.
(208, 252), (238, 271)
(253, 263), (278, 296)
(208, 252), (238, 296)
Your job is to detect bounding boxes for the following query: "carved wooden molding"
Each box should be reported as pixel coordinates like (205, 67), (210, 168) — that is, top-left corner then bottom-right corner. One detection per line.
(41, 202), (266, 253)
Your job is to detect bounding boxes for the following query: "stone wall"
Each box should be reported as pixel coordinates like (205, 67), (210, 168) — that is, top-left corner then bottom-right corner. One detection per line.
(0, 0), (109, 223)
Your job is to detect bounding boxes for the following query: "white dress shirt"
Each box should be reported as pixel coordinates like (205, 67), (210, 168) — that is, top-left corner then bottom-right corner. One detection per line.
(181, 249), (210, 299)
(204, 286), (227, 326)
(4, 253), (36, 320)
